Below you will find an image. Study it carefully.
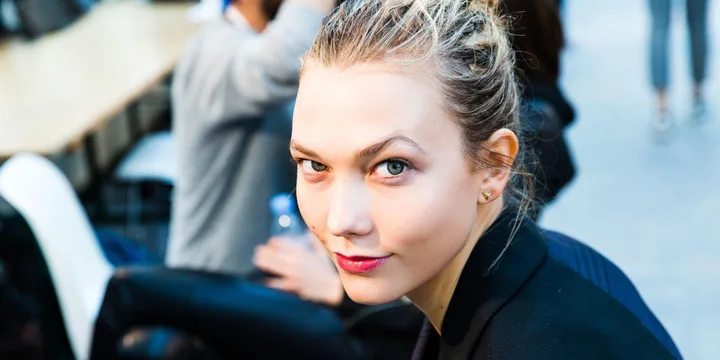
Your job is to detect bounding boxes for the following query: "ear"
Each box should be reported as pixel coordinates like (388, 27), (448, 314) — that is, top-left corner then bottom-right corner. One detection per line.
(478, 128), (519, 203)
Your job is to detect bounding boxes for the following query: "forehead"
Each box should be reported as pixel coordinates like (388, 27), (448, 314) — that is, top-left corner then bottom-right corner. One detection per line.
(292, 62), (454, 153)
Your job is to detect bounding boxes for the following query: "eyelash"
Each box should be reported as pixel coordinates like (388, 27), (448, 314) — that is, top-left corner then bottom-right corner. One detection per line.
(293, 158), (415, 183)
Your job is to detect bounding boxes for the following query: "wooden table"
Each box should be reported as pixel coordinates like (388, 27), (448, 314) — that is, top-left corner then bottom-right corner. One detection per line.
(0, 1), (199, 158)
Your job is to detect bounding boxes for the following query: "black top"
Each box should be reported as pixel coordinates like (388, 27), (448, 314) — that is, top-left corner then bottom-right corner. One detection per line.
(521, 75), (575, 128)
(412, 212), (682, 360)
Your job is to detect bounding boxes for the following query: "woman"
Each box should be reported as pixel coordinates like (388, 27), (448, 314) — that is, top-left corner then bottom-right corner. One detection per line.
(291, 0), (681, 359)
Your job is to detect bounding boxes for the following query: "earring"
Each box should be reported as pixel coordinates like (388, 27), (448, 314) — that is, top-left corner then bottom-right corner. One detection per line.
(482, 191), (492, 201)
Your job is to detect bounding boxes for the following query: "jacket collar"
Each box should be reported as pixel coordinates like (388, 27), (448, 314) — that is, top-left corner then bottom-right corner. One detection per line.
(413, 211), (548, 359)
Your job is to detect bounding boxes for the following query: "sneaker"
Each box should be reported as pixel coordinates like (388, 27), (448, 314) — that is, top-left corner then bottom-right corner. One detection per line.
(650, 110), (677, 144)
(691, 98), (709, 125)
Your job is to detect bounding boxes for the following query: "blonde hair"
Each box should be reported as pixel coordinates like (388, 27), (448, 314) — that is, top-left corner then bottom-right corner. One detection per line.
(303, 0), (535, 262)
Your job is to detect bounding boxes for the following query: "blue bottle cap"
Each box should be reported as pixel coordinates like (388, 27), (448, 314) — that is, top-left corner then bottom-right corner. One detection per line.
(269, 193), (296, 215)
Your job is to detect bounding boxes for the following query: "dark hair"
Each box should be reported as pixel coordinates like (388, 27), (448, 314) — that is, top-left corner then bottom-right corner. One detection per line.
(500, 0), (564, 82)
(261, 0), (285, 20)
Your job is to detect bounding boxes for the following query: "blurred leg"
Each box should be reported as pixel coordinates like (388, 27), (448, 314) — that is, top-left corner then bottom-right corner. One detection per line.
(687, 0), (709, 120)
(649, 0), (676, 139)
(650, 0), (672, 105)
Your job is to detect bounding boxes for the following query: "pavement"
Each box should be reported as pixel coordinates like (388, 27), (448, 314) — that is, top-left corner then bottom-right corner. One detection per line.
(540, 1), (720, 359)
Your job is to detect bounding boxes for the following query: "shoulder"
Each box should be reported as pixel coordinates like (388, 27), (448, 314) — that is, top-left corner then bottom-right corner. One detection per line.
(474, 230), (681, 359)
(172, 21), (252, 114)
(540, 230), (680, 356)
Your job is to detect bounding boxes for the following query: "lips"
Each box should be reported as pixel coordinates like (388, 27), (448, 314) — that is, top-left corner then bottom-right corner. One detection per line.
(335, 254), (391, 274)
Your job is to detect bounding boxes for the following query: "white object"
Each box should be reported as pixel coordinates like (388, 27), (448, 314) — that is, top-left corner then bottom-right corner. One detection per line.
(0, 153), (113, 360)
(187, 0), (224, 23)
(115, 131), (178, 185)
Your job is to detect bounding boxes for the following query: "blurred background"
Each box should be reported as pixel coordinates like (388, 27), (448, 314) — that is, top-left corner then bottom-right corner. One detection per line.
(0, 0), (716, 359)
(544, 1), (718, 359)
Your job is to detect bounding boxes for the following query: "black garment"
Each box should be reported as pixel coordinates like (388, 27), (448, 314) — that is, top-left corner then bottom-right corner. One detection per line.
(91, 267), (365, 360)
(413, 212), (681, 360)
(246, 269), (423, 360)
(344, 301), (424, 360)
(519, 76), (576, 215)
(521, 98), (575, 213)
(521, 75), (575, 128)
(0, 259), (43, 359)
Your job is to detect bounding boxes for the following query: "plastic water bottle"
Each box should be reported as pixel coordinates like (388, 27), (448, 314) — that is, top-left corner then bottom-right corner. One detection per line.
(269, 193), (308, 246)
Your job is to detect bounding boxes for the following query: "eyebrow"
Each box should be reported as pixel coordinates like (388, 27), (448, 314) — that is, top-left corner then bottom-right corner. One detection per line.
(290, 135), (427, 162)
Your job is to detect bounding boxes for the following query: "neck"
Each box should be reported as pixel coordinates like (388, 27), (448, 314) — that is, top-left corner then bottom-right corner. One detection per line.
(234, 3), (269, 32)
(406, 197), (505, 335)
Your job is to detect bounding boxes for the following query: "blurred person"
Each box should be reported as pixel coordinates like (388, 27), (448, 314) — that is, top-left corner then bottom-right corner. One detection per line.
(649, 0), (711, 133)
(166, 0), (336, 275)
(290, 0), (681, 359)
(500, 0), (576, 219)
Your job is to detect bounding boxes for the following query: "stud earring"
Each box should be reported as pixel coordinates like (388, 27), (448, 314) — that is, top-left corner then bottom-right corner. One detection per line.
(482, 191), (492, 201)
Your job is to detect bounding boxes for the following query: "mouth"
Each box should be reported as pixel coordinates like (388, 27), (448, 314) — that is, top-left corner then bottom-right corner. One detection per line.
(335, 253), (392, 274)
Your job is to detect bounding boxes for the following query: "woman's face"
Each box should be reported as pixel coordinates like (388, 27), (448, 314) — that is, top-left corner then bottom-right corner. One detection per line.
(291, 63), (485, 304)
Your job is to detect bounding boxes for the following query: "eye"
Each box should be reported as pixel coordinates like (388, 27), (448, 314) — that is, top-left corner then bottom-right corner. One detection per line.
(373, 159), (410, 177)
(300, 160), (328, 173)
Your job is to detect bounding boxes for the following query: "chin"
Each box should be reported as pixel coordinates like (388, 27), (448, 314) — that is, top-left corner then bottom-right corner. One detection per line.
(339, 273), (405, 305)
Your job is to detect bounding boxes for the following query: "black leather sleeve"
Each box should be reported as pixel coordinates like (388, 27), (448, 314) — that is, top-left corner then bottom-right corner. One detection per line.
(90, 267), (366, 360)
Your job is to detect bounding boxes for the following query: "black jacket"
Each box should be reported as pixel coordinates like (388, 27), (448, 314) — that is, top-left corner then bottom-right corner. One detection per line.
(413, 212), (681, 360)
(519, 76), (576, 212)
(521, 75), (575, 128)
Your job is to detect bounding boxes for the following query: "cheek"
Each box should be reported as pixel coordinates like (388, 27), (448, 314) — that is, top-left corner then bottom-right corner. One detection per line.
(343, 171), (478, 304)
(373, 169), (478, 261)
(296, 181), (328, 236)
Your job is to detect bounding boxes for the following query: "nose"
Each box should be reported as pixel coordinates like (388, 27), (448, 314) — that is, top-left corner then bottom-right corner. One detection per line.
(327, 180), (373, 239)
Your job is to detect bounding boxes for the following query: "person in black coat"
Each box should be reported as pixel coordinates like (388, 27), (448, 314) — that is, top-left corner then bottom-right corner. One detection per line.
(501, 0), (577, 219)
(288, 0), (681, 359)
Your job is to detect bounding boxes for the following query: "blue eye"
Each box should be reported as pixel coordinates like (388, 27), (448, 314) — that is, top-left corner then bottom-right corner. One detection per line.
(374, 160), (408, 177)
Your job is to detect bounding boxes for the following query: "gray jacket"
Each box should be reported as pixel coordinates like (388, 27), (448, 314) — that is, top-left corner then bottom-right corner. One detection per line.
(166, 2), (325, 274)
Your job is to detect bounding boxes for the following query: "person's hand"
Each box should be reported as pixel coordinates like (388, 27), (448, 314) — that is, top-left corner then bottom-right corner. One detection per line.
(252, 236), (344, 307)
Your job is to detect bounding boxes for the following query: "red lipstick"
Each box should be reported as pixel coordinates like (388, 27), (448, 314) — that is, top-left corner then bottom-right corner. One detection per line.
(335, 254), (391, 274)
